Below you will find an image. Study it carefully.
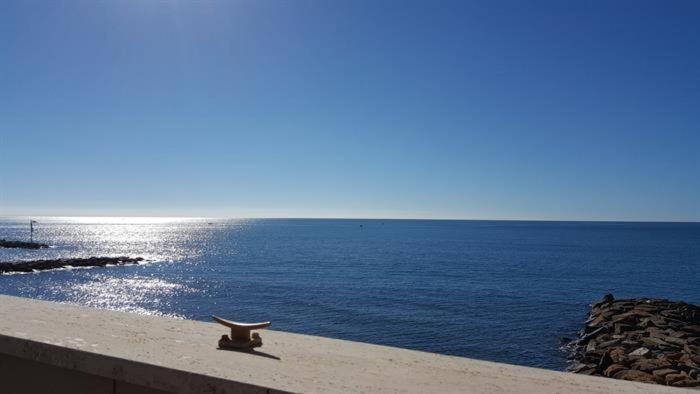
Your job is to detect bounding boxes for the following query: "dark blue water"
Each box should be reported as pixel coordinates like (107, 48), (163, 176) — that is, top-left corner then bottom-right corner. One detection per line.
(0, 218), (698, 370)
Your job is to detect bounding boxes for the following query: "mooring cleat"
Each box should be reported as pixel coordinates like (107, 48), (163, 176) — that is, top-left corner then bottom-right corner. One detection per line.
(212, 315), (271, 350)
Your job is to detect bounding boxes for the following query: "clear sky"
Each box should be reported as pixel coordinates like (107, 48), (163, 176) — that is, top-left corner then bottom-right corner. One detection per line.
(1, 1), (698, 221)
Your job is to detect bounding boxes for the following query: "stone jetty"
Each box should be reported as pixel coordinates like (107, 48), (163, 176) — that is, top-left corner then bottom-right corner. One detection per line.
(568, 294), (700, 388)
(0, 256), (144, 274)
(0, 239), (49, 249)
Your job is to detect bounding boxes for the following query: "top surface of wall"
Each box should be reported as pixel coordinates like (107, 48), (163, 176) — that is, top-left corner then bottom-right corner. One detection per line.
(0, 295), (692, 394)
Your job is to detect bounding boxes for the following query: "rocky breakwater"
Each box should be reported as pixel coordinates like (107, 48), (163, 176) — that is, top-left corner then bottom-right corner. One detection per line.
(568, 294), (700, 388)
(0, 239), (49, 249)
(0, 256), (145, 274)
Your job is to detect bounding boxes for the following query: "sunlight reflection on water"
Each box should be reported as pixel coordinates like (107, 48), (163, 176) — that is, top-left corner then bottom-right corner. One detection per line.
(0, 217), (219, 263)
(0, 217), (213, 318)
(0, 217), (698, 370)
(58, 274), (194, 317)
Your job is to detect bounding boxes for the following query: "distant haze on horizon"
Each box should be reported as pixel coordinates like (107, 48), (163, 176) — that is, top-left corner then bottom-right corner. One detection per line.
(1, 1), (699, 222)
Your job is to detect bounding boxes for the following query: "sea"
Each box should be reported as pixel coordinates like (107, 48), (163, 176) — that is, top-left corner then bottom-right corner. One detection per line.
(0, 217), (698, 370)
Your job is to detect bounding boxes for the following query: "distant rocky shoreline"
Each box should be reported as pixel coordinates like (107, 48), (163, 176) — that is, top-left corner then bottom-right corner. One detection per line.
(568, 294), (700, 387)
(0, 239), (49, 249)
(0, 256), (145, 274)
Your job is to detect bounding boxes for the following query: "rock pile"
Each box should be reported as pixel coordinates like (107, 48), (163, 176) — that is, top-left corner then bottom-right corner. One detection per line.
(0, 239), (49, 249)
(568, 294), (700, 387)
(0, 256), (145, 274)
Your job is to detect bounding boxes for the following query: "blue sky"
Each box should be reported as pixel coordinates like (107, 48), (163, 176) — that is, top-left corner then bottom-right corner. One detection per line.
(1, 1), (698, 221)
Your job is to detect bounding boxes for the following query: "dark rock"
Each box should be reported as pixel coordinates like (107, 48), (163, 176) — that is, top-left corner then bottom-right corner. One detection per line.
(569, 295), (700, 386)
(641, 337), (673, 348)
(0, 239), (49, 249)
(585, 341), (596, 353)
(597, 350), (613, 373)
(689, 368), (700, 380)
(620, 340), (640, 347)
(646, 327), (665, 337)
(579, 368), (597, 375)
(682, 325), (700, 335)
(665, 373), (688, 385)
(640, 317), (664, 328)
(613, 310), (653, 323)
(0, 257), (145, 274)
(625, 330), (645, 340)
(666, 329), (686, 338)
(592, 294), (615, 309)
(603, 364), (625, 377)
(609, 347), (627, 364)
(653, 368), (680, 378)
(613, 369), (657, 384)
(664, 336), (688, 347)
(597, 339), (620, 349)
(614, 323), (634, 334)
(665, 352), (685, 361)
(569, 362), (590, 373)
(661, 310), (678, 318)
(680, 354), (700, 368)
(578, 326), (606, 345)
(629, 347), (650, 357)
(670, 378), (700, 387)
(583, 351), (604, 364)
(631, 358), (672, 372)
(587, 315), (607, 328)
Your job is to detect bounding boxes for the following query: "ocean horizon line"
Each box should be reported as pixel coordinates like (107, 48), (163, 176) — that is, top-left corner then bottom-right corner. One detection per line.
(0, 215), (698, 224)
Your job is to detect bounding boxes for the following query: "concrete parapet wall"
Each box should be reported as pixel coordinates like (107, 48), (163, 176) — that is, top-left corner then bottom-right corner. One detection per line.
(0, 295), (693, 393)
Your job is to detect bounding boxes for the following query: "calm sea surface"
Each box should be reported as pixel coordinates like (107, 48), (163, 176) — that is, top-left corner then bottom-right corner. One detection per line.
(0, 217), (698, 369)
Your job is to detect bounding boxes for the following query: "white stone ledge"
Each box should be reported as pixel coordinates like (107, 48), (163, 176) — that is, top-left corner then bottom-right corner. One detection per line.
(0, 295), (693, 393)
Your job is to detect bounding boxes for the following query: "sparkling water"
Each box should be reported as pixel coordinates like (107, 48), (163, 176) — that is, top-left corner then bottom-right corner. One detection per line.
(0, 217), (697, 369)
